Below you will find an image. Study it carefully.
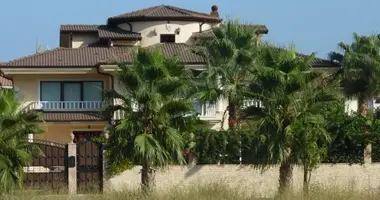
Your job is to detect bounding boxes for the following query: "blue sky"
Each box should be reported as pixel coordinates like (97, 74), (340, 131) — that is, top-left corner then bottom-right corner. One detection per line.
(1, 0), (380, 61)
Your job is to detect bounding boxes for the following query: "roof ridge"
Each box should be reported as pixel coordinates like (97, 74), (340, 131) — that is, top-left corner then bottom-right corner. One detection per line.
(4, 48), (66, 65)
(167, 5), (215, 17)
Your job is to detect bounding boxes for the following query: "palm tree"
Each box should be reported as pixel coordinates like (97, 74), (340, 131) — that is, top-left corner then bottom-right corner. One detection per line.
(104, 49), (198, 190)
(0, 89), (42, 193)
(329, 33), (380, 116)
(243, 45), (339, 194)
(195, 20), (260, 130)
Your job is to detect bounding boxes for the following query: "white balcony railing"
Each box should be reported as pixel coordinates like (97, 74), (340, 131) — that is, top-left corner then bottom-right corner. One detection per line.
(113, 102), (217, 120)
(25, 101), (103, 111)
(242, 99), (261, 108)
(195, 103), (217, 117)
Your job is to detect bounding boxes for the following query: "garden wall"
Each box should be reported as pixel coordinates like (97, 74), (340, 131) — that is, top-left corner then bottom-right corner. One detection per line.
(105, 164), (380, 198)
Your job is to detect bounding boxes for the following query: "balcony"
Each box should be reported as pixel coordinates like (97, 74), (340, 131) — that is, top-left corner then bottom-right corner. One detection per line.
(25, 101), (103, 111)
(113, 102), (218, 120)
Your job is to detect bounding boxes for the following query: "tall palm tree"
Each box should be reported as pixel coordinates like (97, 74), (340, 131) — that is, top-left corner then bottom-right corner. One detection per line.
(0, 89), (42, 193)
(329, 33), (380, 116)
(195, 20), (260, 129)
(104, 49), (198, 190)
(243, 45), (339, 194)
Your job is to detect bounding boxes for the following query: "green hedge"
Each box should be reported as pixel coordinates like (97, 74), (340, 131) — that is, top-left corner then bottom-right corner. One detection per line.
(192, 129), (258, 164)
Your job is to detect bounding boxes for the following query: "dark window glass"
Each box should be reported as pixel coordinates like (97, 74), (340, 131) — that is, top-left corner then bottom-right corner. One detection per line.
(160, 34), (175, 43)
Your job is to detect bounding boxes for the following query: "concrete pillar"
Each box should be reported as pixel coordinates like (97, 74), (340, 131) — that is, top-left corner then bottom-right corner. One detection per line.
(67, 133), (77, 194)
(102, 143), (109, 192)
(364, 143), (372, 164)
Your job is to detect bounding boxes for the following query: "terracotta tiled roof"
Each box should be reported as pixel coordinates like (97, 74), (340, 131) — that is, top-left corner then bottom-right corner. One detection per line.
(98, 25), (142, 40)
(60, 25), (142, 40)
(3, 43), (206, 67)
(0, 76), (12, 87)
(60, 24), (99, 32)
(191, 30), (215, 39)
(2, 47), (132, 67)
(108, 5), (222, 23)
(43, 112), (107, 122)
(310, 57), (340, 68)
(2, 44), (339, 68)
(146, 43), (205, 64)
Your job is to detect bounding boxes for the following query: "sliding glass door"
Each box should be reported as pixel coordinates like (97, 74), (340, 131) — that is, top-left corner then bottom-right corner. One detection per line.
(63, 82), (81, 109)
(40, 81), (103, 110)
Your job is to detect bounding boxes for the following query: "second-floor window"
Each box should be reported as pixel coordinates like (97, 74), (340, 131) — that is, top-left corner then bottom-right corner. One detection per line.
(40, 81), (103, 109)
(160, 34), (175, 43)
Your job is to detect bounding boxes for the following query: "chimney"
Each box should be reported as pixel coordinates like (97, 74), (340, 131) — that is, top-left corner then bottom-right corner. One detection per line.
(210, 5), (219, 17)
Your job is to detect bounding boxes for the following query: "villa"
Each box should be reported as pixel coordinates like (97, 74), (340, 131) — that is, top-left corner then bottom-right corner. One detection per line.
(0, 5), (339, 143)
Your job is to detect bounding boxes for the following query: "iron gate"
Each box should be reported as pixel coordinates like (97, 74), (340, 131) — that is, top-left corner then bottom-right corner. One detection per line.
(23, 140), (68, 191)
(76, 140), (103, 193)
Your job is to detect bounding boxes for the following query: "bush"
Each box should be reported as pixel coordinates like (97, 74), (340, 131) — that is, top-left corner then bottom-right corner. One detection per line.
(192, 129), (256, 164)
(321, 101), (366, 164)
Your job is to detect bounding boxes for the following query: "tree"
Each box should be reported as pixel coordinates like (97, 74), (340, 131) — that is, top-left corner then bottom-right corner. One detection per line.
(243, 45), (339, 194)
(104, 49), (198, 190)
(329, 33), (380, 116)
(0, 90), (42, 193)
(195, 20), (260, 130)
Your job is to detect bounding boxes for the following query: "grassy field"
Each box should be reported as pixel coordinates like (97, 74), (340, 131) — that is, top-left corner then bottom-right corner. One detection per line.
(2, 184), (380, 200)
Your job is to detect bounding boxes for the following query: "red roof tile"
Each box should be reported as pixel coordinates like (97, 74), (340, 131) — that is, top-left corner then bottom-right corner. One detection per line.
(98, 25), (142, 40)
(108, 5), (222, 23)
(2, 47), (132, 67)
(43, 112), (107, 122)
(0, 76), (12, 87)
(60, 25), (99, 32)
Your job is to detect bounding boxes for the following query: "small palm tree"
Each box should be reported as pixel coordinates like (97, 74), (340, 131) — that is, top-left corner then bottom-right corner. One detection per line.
(104, 49), (198, 190)
(0, 90), (42, 193)
(329, 33), (380, 116)
(195, 20), (260, 129)
(243, 45), (339, 194)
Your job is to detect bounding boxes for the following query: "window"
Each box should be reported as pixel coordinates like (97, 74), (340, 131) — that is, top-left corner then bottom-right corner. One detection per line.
(160, 34), (175, 43)
(40, 81), (103, 109)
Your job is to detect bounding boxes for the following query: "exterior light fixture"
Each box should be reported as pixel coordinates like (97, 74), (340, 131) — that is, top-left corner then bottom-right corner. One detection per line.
(175, 27), (181, 35)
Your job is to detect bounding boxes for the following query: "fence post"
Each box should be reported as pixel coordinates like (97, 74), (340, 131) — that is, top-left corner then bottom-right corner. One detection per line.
(364, 143), (372, 164)
(67, 134), (77, 194)
(102, 131), (109, 192)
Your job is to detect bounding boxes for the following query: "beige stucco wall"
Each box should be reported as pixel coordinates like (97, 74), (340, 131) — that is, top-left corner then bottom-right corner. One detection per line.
(13, 74), (111, 103)
(34, 122), (107, 143)
(118, 21), (215, 47)
(72, 34), (99, 48)
(106, 164), (380, 198)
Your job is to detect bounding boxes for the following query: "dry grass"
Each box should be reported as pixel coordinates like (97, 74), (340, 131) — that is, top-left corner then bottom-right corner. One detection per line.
(2, 183), (380, 200)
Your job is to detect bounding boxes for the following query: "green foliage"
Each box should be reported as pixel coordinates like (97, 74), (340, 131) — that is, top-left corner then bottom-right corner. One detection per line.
(320, 101), (366, 164)
(104, 49), (200, 183)
(192, 129), (258, 164)
(0, 90), (43, 193)
(194, 19), (260, 129)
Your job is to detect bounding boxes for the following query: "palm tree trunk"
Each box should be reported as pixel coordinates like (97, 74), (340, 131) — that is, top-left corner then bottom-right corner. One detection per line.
(228, 100), (237, 130)
(279, 161), (293, 194)
(141, 161), (155, 192)
(358, 92), (367, 117)
(303, 164), (310, 198)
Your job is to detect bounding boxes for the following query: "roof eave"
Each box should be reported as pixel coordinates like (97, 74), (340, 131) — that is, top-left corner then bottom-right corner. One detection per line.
(108, 16), (222, 24)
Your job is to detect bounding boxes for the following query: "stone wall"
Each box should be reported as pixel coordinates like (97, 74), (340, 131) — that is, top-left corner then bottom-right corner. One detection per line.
(105, 164), (380, 198)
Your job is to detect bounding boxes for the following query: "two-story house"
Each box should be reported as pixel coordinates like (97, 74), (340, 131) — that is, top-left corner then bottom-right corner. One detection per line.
(0, 5), (339, 143)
